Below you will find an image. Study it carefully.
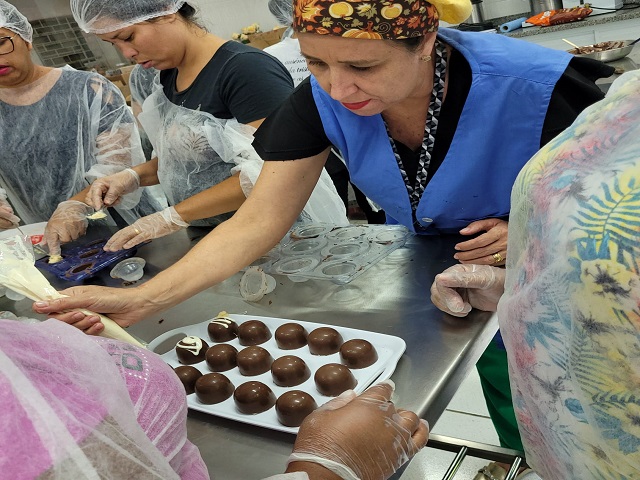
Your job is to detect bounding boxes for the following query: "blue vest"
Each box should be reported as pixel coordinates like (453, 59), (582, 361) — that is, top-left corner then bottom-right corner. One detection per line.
(311, 28), (571, 234)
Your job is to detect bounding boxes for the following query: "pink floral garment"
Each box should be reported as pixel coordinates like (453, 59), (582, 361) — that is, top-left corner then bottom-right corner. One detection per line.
(498, 70), (640, 479)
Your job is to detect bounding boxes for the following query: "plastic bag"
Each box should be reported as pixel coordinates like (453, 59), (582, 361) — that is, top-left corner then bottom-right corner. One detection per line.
(525, 6), (592, 26)
(0, 318), (206, 479)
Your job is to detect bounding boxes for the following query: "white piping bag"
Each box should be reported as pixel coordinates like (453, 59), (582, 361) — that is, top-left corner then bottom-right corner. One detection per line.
(0, 235), (145, 348)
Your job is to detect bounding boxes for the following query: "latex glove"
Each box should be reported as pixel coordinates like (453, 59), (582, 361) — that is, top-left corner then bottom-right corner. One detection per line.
(454, 218), (508, 266)
(430, 264), (506, 317)
(0, 188), (20, 229)
(104, 206), (189, 251)
(86, 168), (140, 210)
(287, 381), (429, 480)
(44, 200), (91, 257)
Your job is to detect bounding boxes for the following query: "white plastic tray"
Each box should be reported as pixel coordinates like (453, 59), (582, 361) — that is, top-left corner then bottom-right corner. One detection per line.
(148, 313), (406, 434)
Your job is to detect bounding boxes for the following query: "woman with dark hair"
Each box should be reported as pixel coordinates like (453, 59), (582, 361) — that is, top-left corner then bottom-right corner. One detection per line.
(38, 0), (613, 471)
(73, 0), (346, 252)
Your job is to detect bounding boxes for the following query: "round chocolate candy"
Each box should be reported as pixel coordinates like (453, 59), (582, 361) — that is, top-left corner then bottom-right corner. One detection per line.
(314, 363), (357, 396)
(237, 320), (272, 346)
(271, 355), (311, 387)
(237, 346), (274, 376)
(234, 381), (276, 414)
(194, 373), (235, 404)
(175, 336), (209, 365)
(275, 323), (308, 350)
(276, 390), (318, 427)
(174, 365), (203, 395)
(207, 316), (238, 342)
(206, 344), (238, 372)
(339, 339), (378, 369)
(307, 327), (344, 355)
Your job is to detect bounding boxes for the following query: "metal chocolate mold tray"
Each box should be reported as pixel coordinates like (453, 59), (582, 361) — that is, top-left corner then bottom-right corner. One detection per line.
(35, 238), (139, 281)
(264, 224), (410, 284)
(148, 314), (406, 434)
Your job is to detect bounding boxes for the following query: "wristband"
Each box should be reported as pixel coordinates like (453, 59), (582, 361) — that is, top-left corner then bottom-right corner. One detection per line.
(288, 453), (360, 480)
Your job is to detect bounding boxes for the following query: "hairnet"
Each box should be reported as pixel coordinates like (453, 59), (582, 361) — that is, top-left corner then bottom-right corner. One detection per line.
(0, 318), (208, 479)
(268, 0), (293, 27)
(0, 0), (33, 43)
(71, 0), (186, 34)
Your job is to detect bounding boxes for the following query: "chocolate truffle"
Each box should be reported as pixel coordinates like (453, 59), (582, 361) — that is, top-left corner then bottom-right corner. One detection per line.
(237, 320), (272, 346)
(339, 339), (378, 369)
(237, 346), (274, 376)
(206, 344), (238, 372)
(271, 355), (311, 387)
(194, 373), (234, 404)
(175, 336), (209, 365)
(276, 390), (318, 427)
(234, 381), (276, 414)
(307, 327), (344, 355)
(275, 323), (308, 350)
(207, 316), (238, 342)
(314, 363), (357, 396)
(174, 365), (203, 395)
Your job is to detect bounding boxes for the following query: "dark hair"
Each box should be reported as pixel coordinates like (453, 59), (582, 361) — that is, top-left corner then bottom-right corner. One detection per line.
(392, 36), (427, 52)
(149, 2), (207, 31)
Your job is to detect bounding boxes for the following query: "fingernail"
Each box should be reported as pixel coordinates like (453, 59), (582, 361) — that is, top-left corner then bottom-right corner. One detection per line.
(421, 419), (430, 430)
(34, 301), (48, 307)
(453, 254), (459, 259)
(72, 312), (84, 320)
(380, 379), (396, 391)
(337, 389), (355, 399)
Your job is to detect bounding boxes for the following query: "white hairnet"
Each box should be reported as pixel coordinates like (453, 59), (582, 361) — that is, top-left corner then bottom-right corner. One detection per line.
(0, 318), (209, 479)
(268, 0), (293, 27)
(71, 0), (186, 34)
(0, 0), (33, 43)
(0, 67), (145, 225)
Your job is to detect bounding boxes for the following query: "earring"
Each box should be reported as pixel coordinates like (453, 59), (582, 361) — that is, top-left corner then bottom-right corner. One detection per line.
(420, 55), (431, 62)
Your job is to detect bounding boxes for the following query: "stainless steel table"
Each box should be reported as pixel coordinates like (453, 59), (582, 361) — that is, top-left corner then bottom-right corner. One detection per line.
(1, 226), (497, 479)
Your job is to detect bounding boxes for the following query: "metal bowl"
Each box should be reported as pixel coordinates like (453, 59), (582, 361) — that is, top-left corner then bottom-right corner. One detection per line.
(567, 40), (635, 63)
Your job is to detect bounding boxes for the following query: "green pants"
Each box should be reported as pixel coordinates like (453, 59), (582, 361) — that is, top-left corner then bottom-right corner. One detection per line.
(476, 338), (524, 452)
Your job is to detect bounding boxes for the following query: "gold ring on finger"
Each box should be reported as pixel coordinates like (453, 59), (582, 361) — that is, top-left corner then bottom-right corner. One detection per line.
(134, 227), (141, 235)
(492, 252), (503, 263)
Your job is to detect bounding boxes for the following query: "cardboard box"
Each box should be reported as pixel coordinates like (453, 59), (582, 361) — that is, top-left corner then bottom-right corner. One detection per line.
(246, 27), (287, 50)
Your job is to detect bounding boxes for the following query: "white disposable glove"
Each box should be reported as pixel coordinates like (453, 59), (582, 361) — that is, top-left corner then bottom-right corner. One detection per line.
(44, 200), (92, 257)
(104, 206), (189, 251)
(0, 188), (20, 230)
(430, 264), (506, 317)
(288, 381), (429, 480)
(86, 168), (140, 210)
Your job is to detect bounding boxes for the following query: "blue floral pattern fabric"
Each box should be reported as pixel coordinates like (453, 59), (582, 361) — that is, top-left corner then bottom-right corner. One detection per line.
(498, 70), (640, 479)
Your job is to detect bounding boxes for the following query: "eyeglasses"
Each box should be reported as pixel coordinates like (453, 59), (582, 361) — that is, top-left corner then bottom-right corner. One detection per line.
(0, 35), (17, 55)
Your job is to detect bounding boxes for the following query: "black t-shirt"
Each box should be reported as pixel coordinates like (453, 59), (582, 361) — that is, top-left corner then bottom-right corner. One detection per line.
(160, 41), (294, 124)
(253, 52), (613, 186)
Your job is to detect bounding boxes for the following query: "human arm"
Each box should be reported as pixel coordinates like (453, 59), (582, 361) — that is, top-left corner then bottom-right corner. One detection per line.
(454, 218), (508, 266)
(430, 264), (506, 317)
(33, 150), (330, 330)
(0, 187), (20, 229)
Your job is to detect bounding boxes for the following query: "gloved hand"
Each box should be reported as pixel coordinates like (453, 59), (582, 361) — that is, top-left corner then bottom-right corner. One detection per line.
(430, 264), (506, 317)
(0, 188), (20, 230)
(44, 200), (91, 257)
(104, 206), (189, 251)
(288, 381), (429, 480)
(86, 168), (140, 210)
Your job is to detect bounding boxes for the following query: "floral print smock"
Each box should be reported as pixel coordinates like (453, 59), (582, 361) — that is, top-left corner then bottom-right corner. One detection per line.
(498, 70), (640, 479)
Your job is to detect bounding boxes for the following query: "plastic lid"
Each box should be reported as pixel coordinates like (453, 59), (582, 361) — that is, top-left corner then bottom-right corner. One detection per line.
(110, 257), (146, 282)
(239, 266), (276, 302)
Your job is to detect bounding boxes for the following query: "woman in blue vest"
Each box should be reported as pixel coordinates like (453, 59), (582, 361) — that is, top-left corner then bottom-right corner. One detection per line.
(36, 0), (613, 463)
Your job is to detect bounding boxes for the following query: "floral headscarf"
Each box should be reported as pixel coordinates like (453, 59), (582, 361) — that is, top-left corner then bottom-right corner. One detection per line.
(293, 0), (471, 39)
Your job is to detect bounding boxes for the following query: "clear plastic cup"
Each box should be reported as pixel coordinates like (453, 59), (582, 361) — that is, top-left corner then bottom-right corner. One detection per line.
(110, 257), (146, 282)
(239, 266), (276, 302)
